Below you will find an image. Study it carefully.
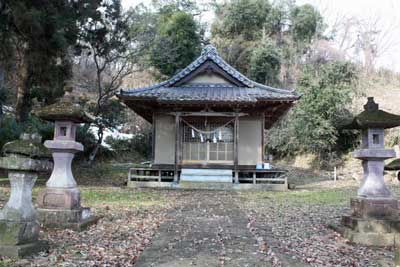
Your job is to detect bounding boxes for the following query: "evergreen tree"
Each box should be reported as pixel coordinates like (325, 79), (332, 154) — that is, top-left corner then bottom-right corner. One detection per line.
(149, 11), (202, 77)
(249, 40), (281, 86)
(291, 4), (323, 43)
(266, 61), (358, 158)
(0, 0), (100, 122)
(211, 0), (323, 86)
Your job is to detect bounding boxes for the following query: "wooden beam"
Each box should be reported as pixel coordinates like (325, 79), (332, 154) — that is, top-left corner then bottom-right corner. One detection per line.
(168, 111), (248, 117)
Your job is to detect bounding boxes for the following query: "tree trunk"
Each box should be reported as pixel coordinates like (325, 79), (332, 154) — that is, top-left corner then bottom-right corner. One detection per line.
(88, 126), (104, 165)
(14, 55), (30, 123)
(0, 67), (4, 122)
(15, 86), (31, 123)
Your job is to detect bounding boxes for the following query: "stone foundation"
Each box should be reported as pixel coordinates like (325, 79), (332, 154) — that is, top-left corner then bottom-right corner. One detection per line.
(127, 180), (288, 191)
(0, 240), (49, 258)
(37, 187), (98, 231)
(340, 197), (400, 246)
(37, 187), (81, 210)
(37, 208), (99, 231)
(0, 220), (40, 246)
(350, 197), (399, 219)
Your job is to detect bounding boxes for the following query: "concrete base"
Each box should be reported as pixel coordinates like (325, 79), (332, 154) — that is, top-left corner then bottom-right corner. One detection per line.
(342, 227), (396, 246)
(0, 240), (49, 258)
(179, 181), (234, 190)
(37, 208), (99, 231)
(337, 223), (398, 246)
(127, 181), (174, 188)
(233, 183), (288, 191)
(180, 169), (233, 183)
(127, 181), (288, 191)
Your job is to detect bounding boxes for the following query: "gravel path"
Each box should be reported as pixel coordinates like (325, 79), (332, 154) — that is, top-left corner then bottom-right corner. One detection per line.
(135, 191), (272, 267)
(135, 187), (394, 267)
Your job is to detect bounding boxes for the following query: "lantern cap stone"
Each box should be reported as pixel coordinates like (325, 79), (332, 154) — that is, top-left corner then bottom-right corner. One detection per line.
(2, 133), (51, 159)
(33, 87), (94, 123)
(385, 158), (400, 171)
(343, 97), (400, 129)
(0, 133), (53, 172)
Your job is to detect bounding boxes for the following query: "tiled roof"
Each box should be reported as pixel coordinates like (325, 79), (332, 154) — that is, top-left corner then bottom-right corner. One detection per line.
(122, 83), (298, 103)
(119, 45), (300, 103)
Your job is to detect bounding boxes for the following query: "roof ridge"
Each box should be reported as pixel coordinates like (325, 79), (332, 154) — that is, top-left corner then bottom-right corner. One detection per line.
(120, 44), (300, 98)
(177, 83), (238, 88)
(166, 44), (255, 88)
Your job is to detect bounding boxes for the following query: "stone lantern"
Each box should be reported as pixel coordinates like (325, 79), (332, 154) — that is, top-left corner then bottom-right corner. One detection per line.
(0, 133), (52, 258)
(34, 89), (98, 230)
(341, 97), (400, 246)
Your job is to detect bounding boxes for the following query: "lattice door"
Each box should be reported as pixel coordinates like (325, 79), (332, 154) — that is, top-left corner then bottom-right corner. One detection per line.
(182, 121), (234, 164)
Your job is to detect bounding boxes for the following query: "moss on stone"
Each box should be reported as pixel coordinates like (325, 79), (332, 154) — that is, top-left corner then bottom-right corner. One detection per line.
(33, 102), (94, 123)
(0, 208), (24, 222)
(385, 158), (400, 171)
(2, 140), (51, 159)
(0, 157), (52, 172)
(0, 221), (21, 246)
(344, 110), (400, 129)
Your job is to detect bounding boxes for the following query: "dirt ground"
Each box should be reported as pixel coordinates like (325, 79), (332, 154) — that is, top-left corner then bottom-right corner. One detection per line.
(0, 178), (397, 267)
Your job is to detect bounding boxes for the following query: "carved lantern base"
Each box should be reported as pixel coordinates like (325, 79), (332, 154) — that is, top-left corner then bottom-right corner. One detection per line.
(341, 197), (400, 246)
(37, 187), (98, 231)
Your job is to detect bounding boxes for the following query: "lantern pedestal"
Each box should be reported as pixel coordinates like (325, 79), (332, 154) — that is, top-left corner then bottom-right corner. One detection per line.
(353, 148), (395, 198)
(37, 140), (98, 231)
(341, 197), (400, 246)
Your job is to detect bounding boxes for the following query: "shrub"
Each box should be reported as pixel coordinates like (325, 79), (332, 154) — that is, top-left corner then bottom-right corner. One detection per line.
(105, 130), (152, 161)
(386, 128), (400, 148)
(266, 61), (359, 159)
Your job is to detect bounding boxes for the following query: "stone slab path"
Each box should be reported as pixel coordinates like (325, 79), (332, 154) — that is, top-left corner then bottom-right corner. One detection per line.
(135, 191), (273, 267)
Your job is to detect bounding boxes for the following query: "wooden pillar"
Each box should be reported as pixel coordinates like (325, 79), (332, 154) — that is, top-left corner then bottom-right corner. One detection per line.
(234, 112), (239, 184)
(174, 112), (181, 183)
(261, 114), (265, 162)
(151, 113), (156, 163)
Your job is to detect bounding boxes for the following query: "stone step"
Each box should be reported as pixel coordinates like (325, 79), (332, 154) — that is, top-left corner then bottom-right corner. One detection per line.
(181, 168), (233, 176)
(180, 168), (233, 183)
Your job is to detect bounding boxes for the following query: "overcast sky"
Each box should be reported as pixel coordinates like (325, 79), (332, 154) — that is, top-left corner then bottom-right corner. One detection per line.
(121, 0), (400, 72)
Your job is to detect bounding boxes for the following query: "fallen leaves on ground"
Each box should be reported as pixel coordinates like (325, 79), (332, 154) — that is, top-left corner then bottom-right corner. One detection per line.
(240, 180), (396, 267)
(0, 188), (179, 267)
(0, 179), (398, 267)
